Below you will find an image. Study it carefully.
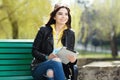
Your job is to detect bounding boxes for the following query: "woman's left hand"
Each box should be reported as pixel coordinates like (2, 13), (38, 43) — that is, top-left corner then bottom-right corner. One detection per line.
(66, 54), (76, 63)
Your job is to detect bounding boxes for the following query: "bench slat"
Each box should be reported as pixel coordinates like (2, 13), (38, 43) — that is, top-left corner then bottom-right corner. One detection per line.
(0, 60), (31, 65)
(0, 43), (32, 48)
(0, 76), (33, 80)
(0, 53), (32, 59)
(0, 71), (31, 76)
(0, 48), (32, 53)
(0, 65), (30, 71)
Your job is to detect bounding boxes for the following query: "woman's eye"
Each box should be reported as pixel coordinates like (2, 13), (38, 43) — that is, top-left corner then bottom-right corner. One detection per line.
(57, 12), (68, 16)
(65, 13), (68, 16)
(58, 12), (62, 15)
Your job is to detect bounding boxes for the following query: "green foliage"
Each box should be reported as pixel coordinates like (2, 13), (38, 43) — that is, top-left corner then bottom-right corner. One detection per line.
(17, 0), (52, 39)
(79, 0), (120, 43)
(70, 3), (82, 40)
(92, 0), (120, 40)
(0, 1), (12, 39)
(0, 0), (81, 39)
(77, 50), (113, 58)
(0, 0), (52, 39)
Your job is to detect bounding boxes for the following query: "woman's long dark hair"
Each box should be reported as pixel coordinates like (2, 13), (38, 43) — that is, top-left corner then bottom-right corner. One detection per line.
(45, 6), (71, 29)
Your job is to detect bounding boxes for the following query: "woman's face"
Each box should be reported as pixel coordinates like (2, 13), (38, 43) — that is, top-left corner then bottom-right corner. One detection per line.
(54, 8), (69, 25)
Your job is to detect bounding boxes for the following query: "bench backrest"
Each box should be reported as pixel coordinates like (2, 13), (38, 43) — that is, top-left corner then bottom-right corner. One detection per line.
(0, 40), (33, 80)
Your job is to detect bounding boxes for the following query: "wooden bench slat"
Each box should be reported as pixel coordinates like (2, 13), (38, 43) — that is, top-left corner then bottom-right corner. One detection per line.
(0, 65), (30, 71)
(0, 43), (32, 48)
(0, 71), (31, 76)
(0, 48), (32, 53)
(0, 76), (33, 80)
(0, 60), (31, 65)
(0, 53), (32, 59)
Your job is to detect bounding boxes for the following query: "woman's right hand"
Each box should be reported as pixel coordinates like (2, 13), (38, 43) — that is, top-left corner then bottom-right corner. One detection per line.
(48, 53), (58, 59)
(48, 54), (61, 62)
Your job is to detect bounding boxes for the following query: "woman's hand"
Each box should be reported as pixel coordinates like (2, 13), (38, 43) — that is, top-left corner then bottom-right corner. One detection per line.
(48, 53), (61, 62)
(66, 54), (76, 63)
(48, 53), (58, 59)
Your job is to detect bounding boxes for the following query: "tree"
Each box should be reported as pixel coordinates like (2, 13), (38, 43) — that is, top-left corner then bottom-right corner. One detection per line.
(0, 0), (51, 39)
(2, 0), (26, 39)
(93, 0), (120, 58)
(78, 0), (120, 58)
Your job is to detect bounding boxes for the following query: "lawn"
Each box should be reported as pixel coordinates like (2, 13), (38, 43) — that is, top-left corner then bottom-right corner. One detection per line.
(77, 50), (120, 59)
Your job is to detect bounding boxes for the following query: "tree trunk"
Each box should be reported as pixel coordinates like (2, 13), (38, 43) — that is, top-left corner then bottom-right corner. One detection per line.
(8, 13), (18, 39)
(110, 30), (118, 58)
(12, 21), (18, 39)
(2, 0), (19, 39)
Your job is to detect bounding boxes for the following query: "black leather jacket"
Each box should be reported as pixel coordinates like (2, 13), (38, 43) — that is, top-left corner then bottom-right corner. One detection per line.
(31, 26), (77, 78)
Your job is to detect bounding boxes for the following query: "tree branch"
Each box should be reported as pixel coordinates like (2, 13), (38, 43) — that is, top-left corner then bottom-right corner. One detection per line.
(0, 0), (28, 22)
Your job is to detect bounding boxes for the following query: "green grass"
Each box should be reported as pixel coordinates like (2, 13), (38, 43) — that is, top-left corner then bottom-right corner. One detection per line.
(77, 50), (120, 59)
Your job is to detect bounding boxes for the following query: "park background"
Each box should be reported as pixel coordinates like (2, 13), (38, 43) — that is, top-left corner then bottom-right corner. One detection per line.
(0, 0), (120, 58)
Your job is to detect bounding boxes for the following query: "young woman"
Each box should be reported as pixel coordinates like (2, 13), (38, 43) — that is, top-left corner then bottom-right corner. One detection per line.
(31, 3), (77, 80)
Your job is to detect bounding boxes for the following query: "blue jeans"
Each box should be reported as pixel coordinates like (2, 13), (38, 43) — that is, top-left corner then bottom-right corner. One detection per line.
(32, 60), (65, 80)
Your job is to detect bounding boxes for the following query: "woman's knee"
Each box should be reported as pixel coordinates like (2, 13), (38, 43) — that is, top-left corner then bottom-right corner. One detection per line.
(46, 69), (54, 78)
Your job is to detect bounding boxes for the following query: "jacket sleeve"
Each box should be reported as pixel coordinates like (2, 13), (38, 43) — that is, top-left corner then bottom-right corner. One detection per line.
(68, 30), (77, 65)
(70, 31), (75, 50)
(32, 27), (47, 61)
(67, 30), (75, 51)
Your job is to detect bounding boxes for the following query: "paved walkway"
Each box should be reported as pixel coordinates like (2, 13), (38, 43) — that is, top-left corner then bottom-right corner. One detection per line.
(78, 61), (120, 80)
